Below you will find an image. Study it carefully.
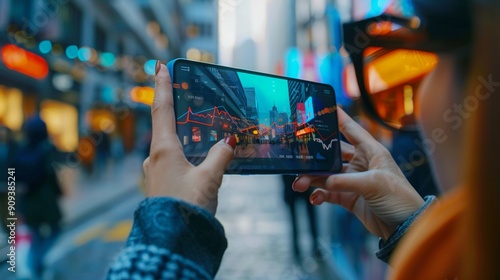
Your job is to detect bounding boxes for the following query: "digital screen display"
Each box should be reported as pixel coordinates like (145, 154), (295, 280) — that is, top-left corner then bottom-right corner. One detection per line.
(172, 59), (342, 174)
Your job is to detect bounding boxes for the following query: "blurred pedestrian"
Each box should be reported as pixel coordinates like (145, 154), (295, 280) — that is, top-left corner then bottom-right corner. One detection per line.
(93, 130), (111, 177)
(0, 125), (18, 233)
(110, 131), (125, 174)
(282, 175), (319, 261)
(14, 115), (63, 278)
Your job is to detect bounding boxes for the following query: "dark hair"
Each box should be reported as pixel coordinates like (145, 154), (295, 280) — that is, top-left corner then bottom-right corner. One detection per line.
(412, 0), (472, 41)
(24, 115), (48, 146)
(463, 1), (500, 277)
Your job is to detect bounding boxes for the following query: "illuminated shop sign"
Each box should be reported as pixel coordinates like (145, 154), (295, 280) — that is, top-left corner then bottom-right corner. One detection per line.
(1, 44), (49, 79)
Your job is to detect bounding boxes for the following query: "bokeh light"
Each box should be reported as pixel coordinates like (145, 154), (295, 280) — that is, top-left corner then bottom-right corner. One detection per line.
(100, 53), (114, 67)
(65, 45), (79, 59)
(77, 47), (92, 61)
(143, 59), (156, 75)
(201, 52), (215, 63)
(39, 40), (52, 54)
(100, 52), (116, 67)
(52, 44), (63, 55)
(186, 48), (201, 60)
(155, 35), (169, 50)
(130, 86), (154, 105)
(146, 21), (160, 36)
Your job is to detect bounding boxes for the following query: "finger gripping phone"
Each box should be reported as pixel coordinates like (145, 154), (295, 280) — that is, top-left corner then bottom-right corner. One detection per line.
(168, 58), (342, 175)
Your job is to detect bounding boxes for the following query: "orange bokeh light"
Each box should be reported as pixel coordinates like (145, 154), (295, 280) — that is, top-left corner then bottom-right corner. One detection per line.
(1, 44), (49, 79)
(130, 86), (154, 106)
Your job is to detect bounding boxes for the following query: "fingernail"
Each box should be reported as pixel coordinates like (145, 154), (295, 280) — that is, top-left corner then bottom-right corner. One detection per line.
(310, 193), (320, 205)
(155, 60), (161, 75)
(224, 135), (236, 150)
(292, 177), (299, 191)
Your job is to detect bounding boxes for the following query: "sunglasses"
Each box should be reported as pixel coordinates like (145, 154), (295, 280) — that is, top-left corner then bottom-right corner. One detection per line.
(342, 14), (469, 131)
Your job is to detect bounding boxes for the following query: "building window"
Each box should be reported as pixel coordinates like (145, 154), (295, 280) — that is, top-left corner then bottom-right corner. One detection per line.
(186, 22), (212, 38)
(58, 2), (83, 46)
(95, 23), (106, 52)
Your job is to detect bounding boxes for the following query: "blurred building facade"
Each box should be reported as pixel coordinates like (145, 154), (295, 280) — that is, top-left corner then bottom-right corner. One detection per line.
(182, 0), (218, 63)
(0, 0), (218, 155)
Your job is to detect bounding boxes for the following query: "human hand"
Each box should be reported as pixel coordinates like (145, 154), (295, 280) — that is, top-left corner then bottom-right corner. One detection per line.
(293, 108), (424, 240)
(142, 61), (236, 215)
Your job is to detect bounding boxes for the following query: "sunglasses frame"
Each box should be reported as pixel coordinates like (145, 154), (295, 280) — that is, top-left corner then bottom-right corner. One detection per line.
(342, 14), (468, 131)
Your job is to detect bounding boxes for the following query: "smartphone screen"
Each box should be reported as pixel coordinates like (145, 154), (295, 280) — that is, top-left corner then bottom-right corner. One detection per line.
(170, 59), (342, 174)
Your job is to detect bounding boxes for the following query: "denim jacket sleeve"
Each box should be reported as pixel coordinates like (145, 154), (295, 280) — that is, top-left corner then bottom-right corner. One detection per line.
(375, 195), (437, 263)
(107, 197), (227, 280)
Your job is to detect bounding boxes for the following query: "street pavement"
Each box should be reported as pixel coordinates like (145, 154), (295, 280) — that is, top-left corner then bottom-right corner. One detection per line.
(216, 175), (336, 280)
(234, 143), (292, 158)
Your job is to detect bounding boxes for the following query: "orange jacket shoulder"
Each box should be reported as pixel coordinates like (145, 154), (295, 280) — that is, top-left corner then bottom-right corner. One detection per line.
(389, 188), (466, 280)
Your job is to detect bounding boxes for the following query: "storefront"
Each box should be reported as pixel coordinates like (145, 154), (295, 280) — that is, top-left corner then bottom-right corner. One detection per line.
(0, 44), (79, 152)
(0, 86), (24, 132)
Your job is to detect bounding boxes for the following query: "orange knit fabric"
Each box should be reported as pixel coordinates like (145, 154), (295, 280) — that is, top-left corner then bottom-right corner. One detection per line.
(389, 188), (466, 279)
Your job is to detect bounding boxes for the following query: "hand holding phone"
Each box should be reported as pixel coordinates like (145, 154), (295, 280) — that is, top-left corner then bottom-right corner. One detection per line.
(143, 62), (236, 214)
(168, 59), (342, 174)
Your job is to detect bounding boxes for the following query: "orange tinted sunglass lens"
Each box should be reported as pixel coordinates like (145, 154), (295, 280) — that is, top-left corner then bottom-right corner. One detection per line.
(365, 82), (422, 128)
(364, 48), (438, 93)
(362, 48), (438, 129)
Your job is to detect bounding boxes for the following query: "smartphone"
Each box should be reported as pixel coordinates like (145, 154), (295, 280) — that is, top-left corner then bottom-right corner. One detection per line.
(167, 58), (342, 174)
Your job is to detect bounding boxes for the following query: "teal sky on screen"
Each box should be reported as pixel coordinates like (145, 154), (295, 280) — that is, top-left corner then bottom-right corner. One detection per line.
(236, 72), (291, 126)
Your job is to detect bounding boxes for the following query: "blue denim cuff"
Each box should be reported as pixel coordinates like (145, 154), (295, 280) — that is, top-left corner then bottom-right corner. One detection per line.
(126, 197), (227, 278)
(375, 195), (437, 263)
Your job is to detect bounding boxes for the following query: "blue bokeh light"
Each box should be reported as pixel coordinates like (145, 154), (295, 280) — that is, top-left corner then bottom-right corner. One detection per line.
(144, 59), (156, 75)
(39, 40), (52, 54)
(65, 45), (79, 59)
(100, 52), (116, 67)
(78, 47), (92, 61)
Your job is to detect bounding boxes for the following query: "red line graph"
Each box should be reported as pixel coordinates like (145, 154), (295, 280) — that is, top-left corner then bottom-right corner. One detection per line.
(309, 126), (338, 142)
(177, 106), (338, 142)
(177, 106), (241, 127)
(177, 106), (297, 133)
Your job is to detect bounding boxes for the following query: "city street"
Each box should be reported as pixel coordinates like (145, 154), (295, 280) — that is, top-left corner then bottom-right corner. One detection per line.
(235, 143), (291, 158)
